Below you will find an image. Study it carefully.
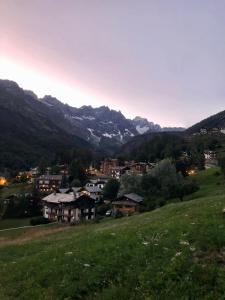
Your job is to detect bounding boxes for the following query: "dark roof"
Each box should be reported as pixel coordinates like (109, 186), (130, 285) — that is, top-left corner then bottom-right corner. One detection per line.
(124, 193), (143, 203)
(114, 193), (143, 204)
(38, 174), (63, 180)
(85, 186), (102, 193)
(111, 200), (139, 207)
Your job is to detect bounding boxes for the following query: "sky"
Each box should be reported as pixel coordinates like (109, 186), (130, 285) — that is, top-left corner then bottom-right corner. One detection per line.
(1, 0), (225, 127)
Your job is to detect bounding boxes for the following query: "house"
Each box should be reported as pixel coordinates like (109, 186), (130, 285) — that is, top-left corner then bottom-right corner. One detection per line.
(36, 174), (64, 193)
(42, 192), (95, 223)
(126, 162), (154, 175)
(85, 186), (103, 203)
(71, 186), (103, 203)
(30, 167), (39, 177)
(111, 166), (129, 180)
(100, 158), (118, 175)
(85, 166), (102, 177)
(204, 150), (218, 169)
(112, 193), (143, 215)
(85, 178), (108, 189)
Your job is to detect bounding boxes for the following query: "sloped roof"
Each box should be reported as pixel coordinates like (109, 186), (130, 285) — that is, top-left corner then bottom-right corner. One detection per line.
(124, 193), (143, 203)
(85, 186), (102, 193)
(38, 174), (63, 180)
(42, 193), (74, 203)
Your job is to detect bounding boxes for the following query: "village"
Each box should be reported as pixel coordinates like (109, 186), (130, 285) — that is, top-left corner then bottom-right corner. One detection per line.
(0, 144), (219, 226)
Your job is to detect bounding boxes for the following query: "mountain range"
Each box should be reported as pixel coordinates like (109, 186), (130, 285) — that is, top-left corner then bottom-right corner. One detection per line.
(40, 95), (185, 145)
(1, 78), (224, 170)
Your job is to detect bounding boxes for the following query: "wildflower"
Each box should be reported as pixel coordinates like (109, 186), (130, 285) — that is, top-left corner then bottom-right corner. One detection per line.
(180, 240), (189, 246)
(142, 241), (149, 246)
(190, 246), (196, 252)
(175, 252), (182, 257)
(84, 263), (90, 267)
(65, 251), (73, 255)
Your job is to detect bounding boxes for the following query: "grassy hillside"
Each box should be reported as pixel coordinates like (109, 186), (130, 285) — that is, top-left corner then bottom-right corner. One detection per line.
(1, 169), (225, 299)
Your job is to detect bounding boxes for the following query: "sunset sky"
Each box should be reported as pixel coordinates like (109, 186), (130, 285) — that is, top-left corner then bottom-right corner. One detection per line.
(1, 0), (225, 127)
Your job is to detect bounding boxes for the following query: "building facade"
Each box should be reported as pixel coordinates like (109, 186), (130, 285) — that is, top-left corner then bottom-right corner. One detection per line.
(42, 193), (95, 223)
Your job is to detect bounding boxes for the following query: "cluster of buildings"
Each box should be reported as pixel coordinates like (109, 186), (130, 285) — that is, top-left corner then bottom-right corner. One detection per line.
(193, 128), (225, 136)
(99, 159), (155, 179)
(42, 182), (144, 223)
(36, 159), (151, 224)
(4, 151), (219, 224)
(25, 153), (220, 223)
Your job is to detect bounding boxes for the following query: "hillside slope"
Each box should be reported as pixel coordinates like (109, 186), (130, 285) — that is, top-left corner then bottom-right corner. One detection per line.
(186, 109), (225, 134)
(0, 80), (92, 170)
(1, 169), (225, 299)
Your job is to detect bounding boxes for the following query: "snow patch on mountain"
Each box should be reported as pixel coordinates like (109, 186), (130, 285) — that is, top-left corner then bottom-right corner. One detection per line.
(102, 133), (118, 138)
(136, 125), (150, 134)
(125, 129), (135, 137)
(82, 116), (95, 120)
(72, 116), (83, 120)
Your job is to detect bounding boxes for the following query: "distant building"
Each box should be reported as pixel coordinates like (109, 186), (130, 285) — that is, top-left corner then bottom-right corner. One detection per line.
(70, 186), (103, 203)
(42, 192), (95, 223)
(111, 166), (129, 179)
(85, 166), (102, 177)
(204, 150), (218, 169)
(85, 178), (109, 189)
(200, 128), (207, 135)
(126, 162), (154, 175)
(112, 193), (143, 215)
(85, 186), (103, 203)
(36, 174), (64, 193)
(100, 159), (118, 175)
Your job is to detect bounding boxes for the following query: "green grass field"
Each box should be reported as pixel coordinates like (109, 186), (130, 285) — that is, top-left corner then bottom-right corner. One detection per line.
(0, 217), (32, 230)
(1, 169), (225, 299)
(0, 182), (33, 199)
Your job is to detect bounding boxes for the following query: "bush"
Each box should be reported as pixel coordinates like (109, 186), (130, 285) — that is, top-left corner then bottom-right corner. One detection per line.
(30, 216), (50, 226)
(96, 203), (111, 216)
(113, 210), (124, 218)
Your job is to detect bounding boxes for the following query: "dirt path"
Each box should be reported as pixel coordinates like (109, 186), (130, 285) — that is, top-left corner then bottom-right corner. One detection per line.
(0, 225), (72, 247)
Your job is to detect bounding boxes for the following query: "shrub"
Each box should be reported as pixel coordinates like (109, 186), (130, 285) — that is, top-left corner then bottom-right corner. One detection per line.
(113, 210), (124, 218)
(30, 216), (50, 226)
(96, 203), (111, 216)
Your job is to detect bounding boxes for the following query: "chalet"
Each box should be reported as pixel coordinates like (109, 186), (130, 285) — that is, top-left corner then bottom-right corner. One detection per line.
(71, 186), (103, 203)
(36, 174), (63, 193)
(30, 167), (39, 177)
(85, 178), (108, 189)
(112, 193), (143, 215)
(85, 186), (103, 203)
(100, 158), (118, 175)
(111, 166), (129, 179)
(85, 166), (102, 177)
(42, 192), (95, 223)
(126, 162), (154, 175)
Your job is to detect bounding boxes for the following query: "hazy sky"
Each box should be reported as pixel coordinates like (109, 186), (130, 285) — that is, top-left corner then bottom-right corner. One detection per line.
(1, 0), (225, 127)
